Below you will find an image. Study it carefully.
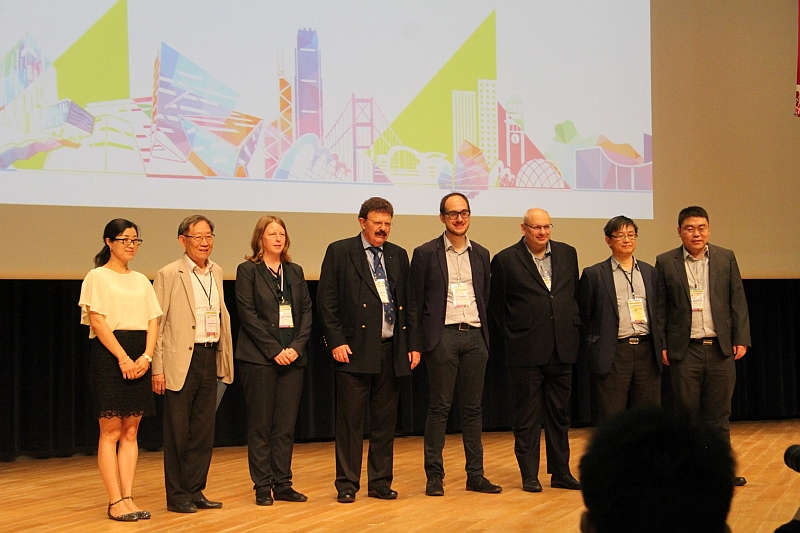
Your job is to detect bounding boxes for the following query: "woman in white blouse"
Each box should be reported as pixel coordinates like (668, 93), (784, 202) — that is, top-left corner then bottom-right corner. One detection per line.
(79, 219), (162, 522)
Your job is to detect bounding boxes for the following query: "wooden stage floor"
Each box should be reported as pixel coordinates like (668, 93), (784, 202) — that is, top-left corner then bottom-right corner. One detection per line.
(4, 420), (800, 532)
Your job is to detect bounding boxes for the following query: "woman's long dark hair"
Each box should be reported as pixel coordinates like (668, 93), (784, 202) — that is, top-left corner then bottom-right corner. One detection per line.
(94, 219), (139, 267)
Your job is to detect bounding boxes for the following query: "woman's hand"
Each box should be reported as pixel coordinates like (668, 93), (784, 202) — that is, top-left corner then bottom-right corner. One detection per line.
(274, 347), (298, 366)
(119, 356), (137, 379)
(133, 356), (150, 379)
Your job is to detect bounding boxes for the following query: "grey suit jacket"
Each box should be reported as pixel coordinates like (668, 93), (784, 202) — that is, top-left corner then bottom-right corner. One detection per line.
(578, 257), (663, 375)
(153, 257), (234, 391)
(656, 243), (751, 361)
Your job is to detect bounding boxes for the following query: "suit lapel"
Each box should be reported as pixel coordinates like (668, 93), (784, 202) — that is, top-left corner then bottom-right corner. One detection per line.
(707, 245), (717, 297)
(600, 259), (619, 319)
(349, 236), (380, 299)
(514, 239), (546, 290)
(436, 239), (448, 285)
(178, 263), (197, 311)
(256, 262), (280, 301)
(671, 247), (691, 301)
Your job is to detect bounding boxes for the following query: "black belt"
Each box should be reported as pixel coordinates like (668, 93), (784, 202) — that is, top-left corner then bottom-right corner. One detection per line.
(618, 335), (650, 345)
(690, 337), (718, 345)
(195, 341), (218, 348)
(445, 323), (480, 331)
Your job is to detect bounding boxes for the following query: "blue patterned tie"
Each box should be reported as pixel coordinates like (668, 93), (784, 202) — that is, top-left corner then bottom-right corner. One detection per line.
(368, 247), (395, 325)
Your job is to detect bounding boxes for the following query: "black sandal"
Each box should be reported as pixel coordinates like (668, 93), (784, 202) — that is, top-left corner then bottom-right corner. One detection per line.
(107, 497), (138, 522)
(122, 496), (151, 519)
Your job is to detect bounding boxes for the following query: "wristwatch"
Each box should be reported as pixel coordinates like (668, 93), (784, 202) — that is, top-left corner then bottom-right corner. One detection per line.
(142, 353), (153, 363)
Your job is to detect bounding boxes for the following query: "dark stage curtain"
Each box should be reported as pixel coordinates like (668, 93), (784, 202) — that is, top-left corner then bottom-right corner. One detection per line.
(1, 279), (798, 461)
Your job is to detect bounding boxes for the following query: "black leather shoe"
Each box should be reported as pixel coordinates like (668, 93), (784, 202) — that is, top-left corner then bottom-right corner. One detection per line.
(167, 501), (197, 513)
(337, 488), (356, 503)
(466, 475), (502, 493)
(273, 487), (308, 502)
(426, 477), (444, 496)
(193, 497), (222, 509)
(733, 476), (747, 486)
(551, 473), (581, 490)
(367, 485), (398, 499)
(256, 493), (273, 506)
(522, 477), (542, 493)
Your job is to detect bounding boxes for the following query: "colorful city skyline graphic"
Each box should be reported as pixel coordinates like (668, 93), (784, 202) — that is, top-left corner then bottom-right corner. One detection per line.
(0, 0), (652, 215)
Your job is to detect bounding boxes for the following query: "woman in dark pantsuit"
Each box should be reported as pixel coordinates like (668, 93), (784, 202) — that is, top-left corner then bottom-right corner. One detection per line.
(235, 215), (313, 506)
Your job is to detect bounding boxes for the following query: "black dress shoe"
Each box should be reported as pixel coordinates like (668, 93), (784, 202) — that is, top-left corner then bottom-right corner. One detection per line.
(193, 497), (223, 509)
(367, 485), (398, 499)
(426, 477), (444, 497)
(522, 477), (542, 493)
(466, 475), (502, 493)
(273, 487), (308, 502)
(256, 493), (273, 506)
(167, 501), (197, 513)
(733, 476), (747, 486)
(337, 488), (356, 503)
(551, 473), (581, 490)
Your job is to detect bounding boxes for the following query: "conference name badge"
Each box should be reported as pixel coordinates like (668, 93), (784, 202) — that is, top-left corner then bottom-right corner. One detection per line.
(690, 288), (705, 311)
(279, 304), (294, 328)
(627, 298), (647, 324)
(375, 278), (390, 304)
(451, 282), (470, 308)
(204, 310), (219, 335)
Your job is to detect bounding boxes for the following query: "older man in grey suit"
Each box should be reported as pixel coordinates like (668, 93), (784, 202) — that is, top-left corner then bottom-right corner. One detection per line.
(656, 206), (750, 486)
(152, 215), (234, 513)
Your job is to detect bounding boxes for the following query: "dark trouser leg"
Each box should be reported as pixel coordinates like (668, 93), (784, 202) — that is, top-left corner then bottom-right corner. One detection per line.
(595, 343), (635, 423)
(163, 345), (217, 504)
(629, 340), (662, 410)
(239, 361), (278, 495)
(540, 353), (573, 476)
(334, 371), (370, 493)
(423, 330), (460, 480)
(271, 365), (304, 490)
(670, 343), (705, 422)
(456, 328), (489, 478)
(510, 366), (543, 479)
(367, 341), (398, 491)
(701, 343), (736, 446)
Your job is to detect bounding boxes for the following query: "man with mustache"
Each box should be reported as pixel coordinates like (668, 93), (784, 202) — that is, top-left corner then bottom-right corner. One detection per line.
(318, 197), (420, 503)
(656, 206), (751, 486)
(409, 192), (500, 496)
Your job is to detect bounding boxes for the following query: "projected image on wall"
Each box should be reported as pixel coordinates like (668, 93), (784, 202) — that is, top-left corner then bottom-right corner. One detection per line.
(0, 0), (652, 218)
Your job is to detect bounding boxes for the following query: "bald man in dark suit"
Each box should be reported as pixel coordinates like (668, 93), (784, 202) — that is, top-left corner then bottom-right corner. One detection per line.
(489, 208), (581, 493)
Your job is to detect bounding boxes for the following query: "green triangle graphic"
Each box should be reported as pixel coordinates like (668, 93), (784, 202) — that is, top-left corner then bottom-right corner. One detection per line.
(382, 10), (496, 163)
(53, 0), (130, 108)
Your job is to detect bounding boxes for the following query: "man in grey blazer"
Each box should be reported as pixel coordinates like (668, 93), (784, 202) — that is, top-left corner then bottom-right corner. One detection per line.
(317, 197), (420, 503)
(489, 208), (582, 493)
(409, 192), (500, 497)
(578, 216), (662, 423)
(656, 206), (751, 486)
(152, 215), (234, 513)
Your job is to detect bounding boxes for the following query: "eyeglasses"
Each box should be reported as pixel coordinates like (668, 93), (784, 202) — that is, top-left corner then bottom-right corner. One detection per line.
(182, 234), (215, 243)
(113, 238), (143, 246)
(524, 223), (553, 232)
(680, 225), (708, 234)
(442, 209), (471, 220)
(610, 233), (638, 241)
(366, 219), (392, 229)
